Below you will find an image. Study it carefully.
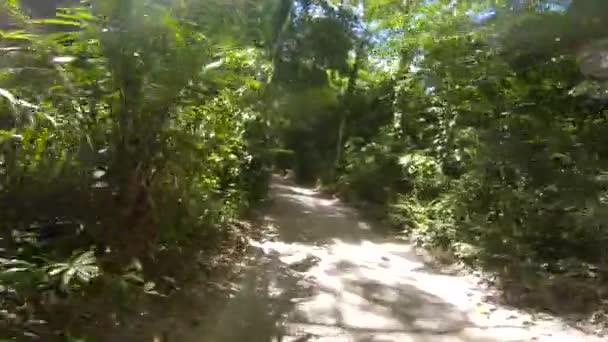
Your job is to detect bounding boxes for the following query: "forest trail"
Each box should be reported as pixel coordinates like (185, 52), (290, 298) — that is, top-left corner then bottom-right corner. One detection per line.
(203, 175), (602, 342)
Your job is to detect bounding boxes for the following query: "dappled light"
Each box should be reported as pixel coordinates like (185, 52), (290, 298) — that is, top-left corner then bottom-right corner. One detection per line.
(261, 176), (371, 243)
(199, 176), (601, 341)
(3, 0), (608, 340)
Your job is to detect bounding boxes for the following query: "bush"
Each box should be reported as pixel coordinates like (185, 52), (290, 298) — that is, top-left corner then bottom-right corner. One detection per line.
(337, 133), (405, 204)
(0, 2), (271, 338)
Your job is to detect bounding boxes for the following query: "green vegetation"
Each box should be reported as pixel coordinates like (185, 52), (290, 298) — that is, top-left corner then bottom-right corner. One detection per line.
(0, 0), (273, 338)
(2, 0), (608, 339)
(269, 0), (608, 312)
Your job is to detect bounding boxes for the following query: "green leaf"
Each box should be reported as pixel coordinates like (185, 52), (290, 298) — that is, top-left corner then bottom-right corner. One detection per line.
(29, 19), (81, 27)
(2, 267), (31, 274)
(61, 268), (77, 290)
(0, 29), (36, 41)
(56, 7), (96, 21)
(0, 87), (38, 111)
(143, 281), (155, 292)
(122, 273), (145, 285)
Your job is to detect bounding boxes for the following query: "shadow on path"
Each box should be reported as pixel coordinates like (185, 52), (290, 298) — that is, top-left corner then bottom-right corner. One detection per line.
(202, 175), (599, 342)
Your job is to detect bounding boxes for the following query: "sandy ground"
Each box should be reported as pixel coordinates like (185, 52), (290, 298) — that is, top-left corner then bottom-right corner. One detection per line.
(202, 176), (603, 342)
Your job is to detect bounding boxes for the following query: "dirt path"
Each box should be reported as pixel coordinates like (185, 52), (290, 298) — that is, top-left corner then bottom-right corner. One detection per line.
(202, 176), (603, 342)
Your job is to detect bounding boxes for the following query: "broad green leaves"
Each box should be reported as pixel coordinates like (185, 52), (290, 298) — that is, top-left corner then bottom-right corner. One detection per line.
(0, 0), (268, 285)
(45, 250), (100, 292)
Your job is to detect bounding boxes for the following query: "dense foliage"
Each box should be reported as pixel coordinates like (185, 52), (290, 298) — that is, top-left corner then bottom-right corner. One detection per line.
(270, 0), (608, 307)
(0, 0), (277, 338)
(353, 0), (608, 273)
(3, 0), (608, 339)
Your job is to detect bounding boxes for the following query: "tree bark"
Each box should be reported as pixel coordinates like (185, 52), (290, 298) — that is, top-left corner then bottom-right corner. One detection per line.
(333, 41), (365, 179)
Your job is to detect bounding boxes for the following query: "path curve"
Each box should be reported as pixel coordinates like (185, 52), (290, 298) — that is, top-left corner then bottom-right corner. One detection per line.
(206, 175), (602, 342)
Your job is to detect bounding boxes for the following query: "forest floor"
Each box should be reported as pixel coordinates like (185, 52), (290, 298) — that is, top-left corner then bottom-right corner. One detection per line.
(187, 175), (603, 342)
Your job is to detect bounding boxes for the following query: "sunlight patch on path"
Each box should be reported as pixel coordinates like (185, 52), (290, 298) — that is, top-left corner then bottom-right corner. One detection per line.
(206, 176), (603, 342)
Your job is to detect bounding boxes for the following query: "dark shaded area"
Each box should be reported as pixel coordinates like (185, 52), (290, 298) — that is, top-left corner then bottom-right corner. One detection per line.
(346, 280), (470, 333)
(205, 247), (311, 342)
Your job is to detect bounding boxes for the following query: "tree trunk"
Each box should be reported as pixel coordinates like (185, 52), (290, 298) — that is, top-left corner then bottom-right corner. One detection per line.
(268, 0), (295, 84)
(333, 41), (365, 179)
